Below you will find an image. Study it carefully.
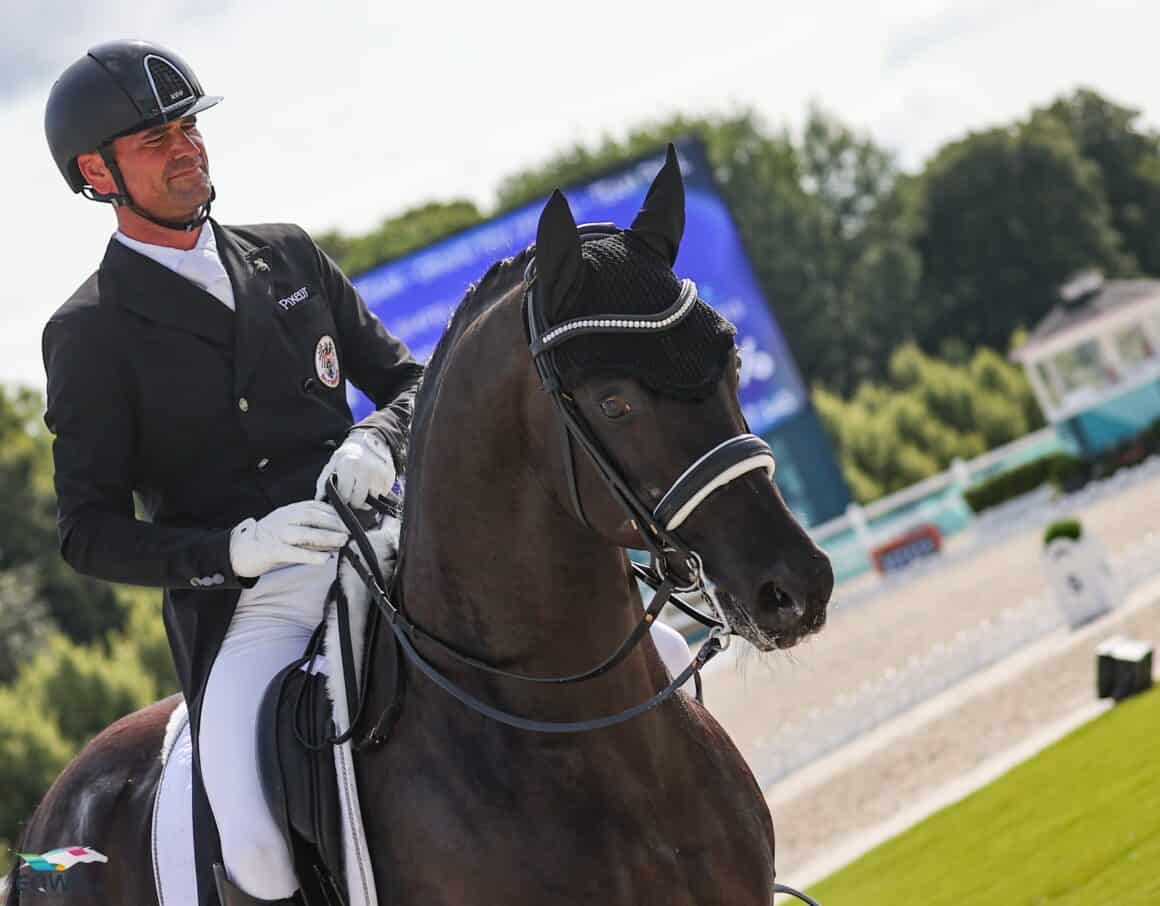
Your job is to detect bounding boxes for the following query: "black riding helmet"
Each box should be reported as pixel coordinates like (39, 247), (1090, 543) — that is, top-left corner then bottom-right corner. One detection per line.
(45, 39), (222, 231)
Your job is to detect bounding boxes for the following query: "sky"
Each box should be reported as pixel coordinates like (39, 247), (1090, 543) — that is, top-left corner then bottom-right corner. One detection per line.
(2, 0), (1156, 391)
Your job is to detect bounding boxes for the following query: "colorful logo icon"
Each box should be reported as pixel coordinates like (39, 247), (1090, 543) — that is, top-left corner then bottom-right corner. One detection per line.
(17, 847), (108, 872)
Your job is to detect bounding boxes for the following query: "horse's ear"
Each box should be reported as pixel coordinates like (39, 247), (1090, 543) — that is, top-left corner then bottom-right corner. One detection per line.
(535, 189), (583, 320)
(629, 143), (685, 265)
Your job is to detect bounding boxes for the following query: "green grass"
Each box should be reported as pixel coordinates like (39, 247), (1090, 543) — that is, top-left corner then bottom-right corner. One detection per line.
(807, 685), (1160, 905)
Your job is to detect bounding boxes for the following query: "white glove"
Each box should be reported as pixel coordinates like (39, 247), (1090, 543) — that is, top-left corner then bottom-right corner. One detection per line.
(315, 430), (396, 510)
(229, 500), (350, 579)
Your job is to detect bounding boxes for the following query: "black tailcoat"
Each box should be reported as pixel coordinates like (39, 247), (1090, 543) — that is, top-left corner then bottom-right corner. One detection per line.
(42, 220), (423, 905)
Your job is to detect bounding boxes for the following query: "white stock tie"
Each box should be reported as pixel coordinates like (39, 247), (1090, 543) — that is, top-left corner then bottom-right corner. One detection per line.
(178, 244), (235, 311)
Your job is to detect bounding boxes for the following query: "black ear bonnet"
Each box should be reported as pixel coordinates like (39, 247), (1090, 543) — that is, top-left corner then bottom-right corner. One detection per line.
(546, 230), (736, 400)
(528, 143), (736, 400)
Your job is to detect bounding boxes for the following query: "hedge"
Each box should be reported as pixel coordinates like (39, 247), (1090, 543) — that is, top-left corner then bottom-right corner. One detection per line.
(964, 453), (1085, 514)
(1044, 518), (1083, 545)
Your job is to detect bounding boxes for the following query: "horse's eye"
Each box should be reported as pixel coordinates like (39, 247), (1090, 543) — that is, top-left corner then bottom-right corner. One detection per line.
(600, 396), (631, 419)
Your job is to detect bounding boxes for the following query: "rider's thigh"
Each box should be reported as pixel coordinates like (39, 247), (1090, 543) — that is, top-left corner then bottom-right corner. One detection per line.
(198, 623), (313, 898)
(199, 560), (338, 897)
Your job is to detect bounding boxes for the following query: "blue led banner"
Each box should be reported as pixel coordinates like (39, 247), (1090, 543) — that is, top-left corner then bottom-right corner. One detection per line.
(349, 140), (807, 433)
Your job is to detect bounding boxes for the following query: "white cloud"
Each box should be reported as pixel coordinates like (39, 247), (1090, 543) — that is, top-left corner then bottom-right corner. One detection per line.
(3, 0), (1158, 391)
(0, 0), (228, 103)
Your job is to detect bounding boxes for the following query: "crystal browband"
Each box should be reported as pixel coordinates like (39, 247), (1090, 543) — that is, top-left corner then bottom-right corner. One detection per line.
(531, 279), (699, 354)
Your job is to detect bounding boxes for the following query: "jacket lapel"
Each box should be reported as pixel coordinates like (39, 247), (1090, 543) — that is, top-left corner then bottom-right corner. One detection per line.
(213, 222), (276, 395)
(100, 236), (235, 348)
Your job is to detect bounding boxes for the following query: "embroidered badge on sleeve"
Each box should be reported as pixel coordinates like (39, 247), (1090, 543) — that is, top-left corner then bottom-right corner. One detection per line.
(315, 335), (341, 388)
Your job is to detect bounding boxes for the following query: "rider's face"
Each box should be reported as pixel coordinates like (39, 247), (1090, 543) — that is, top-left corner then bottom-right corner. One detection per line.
(112, 115), (212, 218)
(77, 114), (212, 221)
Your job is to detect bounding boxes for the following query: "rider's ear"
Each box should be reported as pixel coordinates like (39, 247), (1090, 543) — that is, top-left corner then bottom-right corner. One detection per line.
(628, 143), (685, 266)
(535, 189), (583, 321)
(76, 151), (113, 193)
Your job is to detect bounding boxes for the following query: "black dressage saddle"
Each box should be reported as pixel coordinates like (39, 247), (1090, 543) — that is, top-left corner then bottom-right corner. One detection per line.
(255, 500), (402, 906)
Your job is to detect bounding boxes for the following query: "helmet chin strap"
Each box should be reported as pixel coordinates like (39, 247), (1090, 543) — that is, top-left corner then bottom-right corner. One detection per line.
(83, 144), (213, 232)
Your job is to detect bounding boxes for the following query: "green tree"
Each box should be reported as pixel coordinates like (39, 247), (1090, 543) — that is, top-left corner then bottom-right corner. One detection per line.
(1032, 88), (1160, 275)
(795, 109), (922, 392)
(914, 118), (1133, 354)
(0, 386), (125, 646)
(111, 587), (178, 699)
(12, 633), (155, 750)
(813, 341), (1043, 502)
(0, 591), (173, 854)
(316, 200), (484, 276)
(0, 565), (51, 684)
(0, 685), (73, 858)
(0, 387), (54, 559)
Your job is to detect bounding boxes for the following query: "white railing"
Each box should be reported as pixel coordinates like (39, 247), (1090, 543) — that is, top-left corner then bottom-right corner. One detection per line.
(832, 453), (1160, 615)
(809, 426), (1062, 548)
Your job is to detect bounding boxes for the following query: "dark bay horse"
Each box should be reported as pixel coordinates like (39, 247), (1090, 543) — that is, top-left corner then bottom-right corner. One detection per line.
(9, 146), (832, 906)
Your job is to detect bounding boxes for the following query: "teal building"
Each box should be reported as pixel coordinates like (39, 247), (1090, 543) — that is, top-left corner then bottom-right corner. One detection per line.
(1012, 272), (1160, 455)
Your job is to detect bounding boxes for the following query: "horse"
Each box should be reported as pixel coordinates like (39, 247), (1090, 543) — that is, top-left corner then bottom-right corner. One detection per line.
(7, 145), (833, 906)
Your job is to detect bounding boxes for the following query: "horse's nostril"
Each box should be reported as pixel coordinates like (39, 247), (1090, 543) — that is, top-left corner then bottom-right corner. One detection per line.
(758, 581), (798, 615)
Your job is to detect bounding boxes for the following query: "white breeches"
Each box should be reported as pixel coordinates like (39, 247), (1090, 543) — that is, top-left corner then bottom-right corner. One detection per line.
(199, 556), (339, 899)
(198, 555), (694, 899)
(649, 617), (695, 687)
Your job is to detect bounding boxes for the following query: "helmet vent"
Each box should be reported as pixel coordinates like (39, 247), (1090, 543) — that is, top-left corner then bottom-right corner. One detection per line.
(144, 54), (194, 113)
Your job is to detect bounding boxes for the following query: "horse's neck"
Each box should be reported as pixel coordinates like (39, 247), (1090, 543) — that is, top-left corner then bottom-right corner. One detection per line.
(393, 297), (661, 713)
(401, 428), (647, 689)
(405, 491), (640, 678)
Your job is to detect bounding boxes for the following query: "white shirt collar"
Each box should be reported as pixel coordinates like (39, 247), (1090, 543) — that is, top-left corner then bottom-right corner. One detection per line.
(113, 223), (235, 310)
(114, 221), (214, 270)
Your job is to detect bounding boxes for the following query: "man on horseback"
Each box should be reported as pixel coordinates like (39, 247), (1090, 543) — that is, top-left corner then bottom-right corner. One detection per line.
(41, 40), (423, 906)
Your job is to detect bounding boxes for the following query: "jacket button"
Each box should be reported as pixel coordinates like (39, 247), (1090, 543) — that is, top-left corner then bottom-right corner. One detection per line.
(238, 397), (249, 412)
(302, 377), (318, 393)
(257, 457), (270, 471)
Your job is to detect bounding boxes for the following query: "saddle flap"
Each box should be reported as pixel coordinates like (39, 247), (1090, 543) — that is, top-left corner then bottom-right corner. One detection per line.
(257, 648), (347, 904)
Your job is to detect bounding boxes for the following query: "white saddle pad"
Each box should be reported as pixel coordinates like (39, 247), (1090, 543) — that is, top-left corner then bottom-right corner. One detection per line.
(153, 517), (399, 906)
(152, 700), (196, 906)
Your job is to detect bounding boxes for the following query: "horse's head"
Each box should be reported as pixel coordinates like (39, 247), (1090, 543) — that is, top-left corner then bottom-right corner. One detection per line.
(524, 146), (833, 651)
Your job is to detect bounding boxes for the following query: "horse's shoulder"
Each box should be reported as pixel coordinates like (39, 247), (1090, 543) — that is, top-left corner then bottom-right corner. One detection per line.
(681, 693), (773, 804)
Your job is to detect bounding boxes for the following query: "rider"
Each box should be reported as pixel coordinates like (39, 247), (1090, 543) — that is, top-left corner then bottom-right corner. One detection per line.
(42, 40), (423, 906)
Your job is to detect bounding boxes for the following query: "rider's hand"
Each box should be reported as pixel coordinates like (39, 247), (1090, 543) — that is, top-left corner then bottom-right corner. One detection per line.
(315, 430), (396, 510)
(229, 500), (350, 579)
